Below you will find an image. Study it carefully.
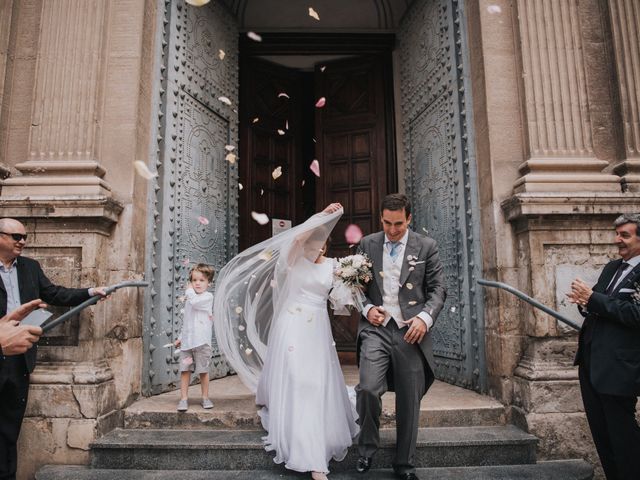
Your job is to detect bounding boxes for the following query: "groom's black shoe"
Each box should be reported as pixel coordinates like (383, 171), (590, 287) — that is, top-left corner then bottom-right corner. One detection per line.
(356, 456), (372, 473)
(396, 474), (419, 480)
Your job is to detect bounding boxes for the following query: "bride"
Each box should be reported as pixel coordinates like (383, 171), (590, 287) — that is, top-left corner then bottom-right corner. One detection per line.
(214, 203), (358, 479)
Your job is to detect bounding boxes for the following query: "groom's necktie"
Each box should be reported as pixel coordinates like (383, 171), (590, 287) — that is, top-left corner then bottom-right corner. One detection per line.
(387, 241), (400, 260)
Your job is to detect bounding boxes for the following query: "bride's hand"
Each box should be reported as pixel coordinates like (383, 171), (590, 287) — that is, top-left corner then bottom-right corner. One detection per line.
(322, 203), (342, 214)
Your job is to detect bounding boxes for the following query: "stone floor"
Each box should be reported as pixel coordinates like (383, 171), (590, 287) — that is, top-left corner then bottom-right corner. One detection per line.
(125, 366), (506, 429)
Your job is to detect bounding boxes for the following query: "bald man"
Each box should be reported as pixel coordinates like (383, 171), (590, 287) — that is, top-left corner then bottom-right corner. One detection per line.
(0, 218), (105, 480)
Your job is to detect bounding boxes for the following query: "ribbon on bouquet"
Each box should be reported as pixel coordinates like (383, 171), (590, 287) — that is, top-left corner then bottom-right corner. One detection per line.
(329, 280), (366, 316)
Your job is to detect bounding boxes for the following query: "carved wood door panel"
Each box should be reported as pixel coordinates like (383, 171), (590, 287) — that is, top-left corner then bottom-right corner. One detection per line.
(239, 58), (305, 251)
(398, 0), (484, 390)
(145, 0), (239, 395)
(315, 55), (395, 353)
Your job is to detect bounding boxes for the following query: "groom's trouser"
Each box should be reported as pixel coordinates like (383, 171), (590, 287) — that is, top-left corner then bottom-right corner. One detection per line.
(356, 320), (429, 475)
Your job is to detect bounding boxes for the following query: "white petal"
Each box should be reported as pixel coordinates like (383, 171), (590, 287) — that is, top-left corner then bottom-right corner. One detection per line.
(133, 160), (157, 180)
(235, 306), (243, 314)
(218, 49), (225, 60)
(277, 129), (285, 135)
(272, 166), (282, 180)
(252, 117), (260, 123)
(308, 7), (320, 20)
(245, 348), (253, 355)
(247, 31), (262, 42)
(186, 0), (210, 6)
(238, 183), (243, 190)
(277, 92), (290, 99)
(406, 283), (414, 290)
(225, 152), (237, 164)
(218, 96), (232, 105)
(487, 5), (502, 14)
(408, 301), (417, 306)
(251, 211), (270, 225)
(225, 145), (236, 151)
(238, 325), (245, 331)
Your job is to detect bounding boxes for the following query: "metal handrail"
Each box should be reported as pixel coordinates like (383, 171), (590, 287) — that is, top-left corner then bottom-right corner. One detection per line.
(41, 281), (149, 333)
(477, 278), (580, 331)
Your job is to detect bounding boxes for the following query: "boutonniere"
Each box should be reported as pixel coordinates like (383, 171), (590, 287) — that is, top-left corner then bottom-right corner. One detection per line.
(632, 281), (640, 304)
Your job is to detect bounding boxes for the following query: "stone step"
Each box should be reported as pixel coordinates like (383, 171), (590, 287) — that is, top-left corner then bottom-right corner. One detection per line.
(123, 369), (506, 430)
(37, 459), (594, 480)
(90, 426), (537, 471)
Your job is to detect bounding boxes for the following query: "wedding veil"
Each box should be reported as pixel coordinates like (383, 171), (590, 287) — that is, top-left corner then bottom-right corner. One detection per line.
(213, 208), (342, 392)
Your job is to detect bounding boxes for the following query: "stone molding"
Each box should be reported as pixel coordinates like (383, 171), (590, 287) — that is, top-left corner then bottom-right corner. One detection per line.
(609, 0), (640, 189)
(514, 0), (620, 192)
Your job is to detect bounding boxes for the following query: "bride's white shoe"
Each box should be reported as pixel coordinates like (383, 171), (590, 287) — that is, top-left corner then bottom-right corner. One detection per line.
(311, 472), (328, 480)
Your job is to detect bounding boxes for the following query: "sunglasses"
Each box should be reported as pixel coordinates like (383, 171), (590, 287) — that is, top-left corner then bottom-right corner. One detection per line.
(0, 232), (28, 242)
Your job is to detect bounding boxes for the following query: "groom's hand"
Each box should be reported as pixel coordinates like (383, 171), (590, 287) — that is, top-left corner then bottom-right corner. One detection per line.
(367, 306), (386, 326)
(403, 317), (427, 344)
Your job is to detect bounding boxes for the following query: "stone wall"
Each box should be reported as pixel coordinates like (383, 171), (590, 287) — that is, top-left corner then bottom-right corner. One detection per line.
(0, 1), (157, 478)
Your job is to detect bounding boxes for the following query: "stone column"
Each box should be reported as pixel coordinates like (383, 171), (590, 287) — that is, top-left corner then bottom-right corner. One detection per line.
(609, 0), (640, 190)
(514, 0), (619, 192)
(1, 0), (110, 195)
(0, 1), (14, 180)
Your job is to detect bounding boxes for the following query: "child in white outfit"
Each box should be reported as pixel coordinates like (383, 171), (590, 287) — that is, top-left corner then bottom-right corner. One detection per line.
(175, 263), (214, 411)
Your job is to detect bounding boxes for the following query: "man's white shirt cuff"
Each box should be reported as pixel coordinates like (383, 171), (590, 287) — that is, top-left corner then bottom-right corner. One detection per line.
(417, 311), (433, 330)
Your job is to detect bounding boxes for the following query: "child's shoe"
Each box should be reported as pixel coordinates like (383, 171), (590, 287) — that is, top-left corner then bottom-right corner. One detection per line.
(202, 398), (213, 409)
(177, 399), (188, 412)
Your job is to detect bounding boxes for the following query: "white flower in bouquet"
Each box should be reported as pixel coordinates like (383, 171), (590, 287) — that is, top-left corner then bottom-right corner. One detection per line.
(330, 253), (373, 314)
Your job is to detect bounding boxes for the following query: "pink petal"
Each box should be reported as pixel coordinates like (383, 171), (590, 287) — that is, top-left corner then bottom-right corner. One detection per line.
(345, 224), (363, 244)
(315, 97), (326, 108)
(309, 159), (320, 177)
(197, 216), (209, 225)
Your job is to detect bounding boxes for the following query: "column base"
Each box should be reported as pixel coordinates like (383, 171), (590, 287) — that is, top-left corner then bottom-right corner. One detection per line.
(614, 158), (640, 192)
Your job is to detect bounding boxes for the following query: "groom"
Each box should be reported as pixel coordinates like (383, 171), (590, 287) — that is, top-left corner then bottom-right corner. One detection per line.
(355, 193), (446, 480)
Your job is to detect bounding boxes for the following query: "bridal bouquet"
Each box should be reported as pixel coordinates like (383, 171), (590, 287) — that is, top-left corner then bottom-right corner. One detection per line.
(329, 253), (372, 315)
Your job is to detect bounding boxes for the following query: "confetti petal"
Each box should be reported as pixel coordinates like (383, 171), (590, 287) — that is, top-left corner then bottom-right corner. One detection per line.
(218, 96), (232, 106)
(218, 49), (225, 60)
(225, 145), (236, 152)
(225, 153), (237, 164)
(308, 7), (320, 20)
(408, 301), (417, 306)
(320, 65), (326, 72)
(301, 180), (306, 187)
(260, 188), (264, 196)
(272, 166), (282, 180)
(162, 343), (173, 348)
(182, 258), (190, 266)
(252, 117), (260, 123)
(309, 159), (320, 177)
(277, 129), (285, 136)
(379, 271), (385, 277)
(238, 325), (245, 331)
(238, 183), (243, 190)
(245, 348), (253, 355)
(288, 345), (295, 352)
(133, 160), (157, 180)
(450, 306), (457, 313)
(197, 216), (209, 225)
(315, 97), (326, 108)
(285, 120), (289, 130)
(251, 211), (270, 225)
(185, 0), (210, 5)
(487, 5), (502, 14)
(406, 282), (414, 290)
(247, 31), (262, 42)
(422, 227), (429, 234)
(345, 224), (363, 244)
(278, 92), (290, 99)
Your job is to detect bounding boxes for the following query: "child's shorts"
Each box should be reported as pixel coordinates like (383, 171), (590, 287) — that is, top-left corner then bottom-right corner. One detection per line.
(179, 344), (212, 374)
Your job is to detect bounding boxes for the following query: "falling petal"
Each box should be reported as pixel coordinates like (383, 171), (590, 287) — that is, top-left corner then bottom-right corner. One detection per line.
(234, 307), (244, 315)
(252, 117), (260, 123)
(218, 49), (225, 60)
(245, 348), (253, 355)
(225, 152), (237, 164)
(197, 216), (209, 225)
(174, 348), (181, 354)
(225, 145), (236, 151)
(238, 183), (243, 190)
(450, 306), (457, 313)
(309, 159), (320, 177)
(379, 271), (385, 277)
(251, 211), (270, 225)
(272, 166), (282, 180)
(258, 250), (273, 262)
(422, 227), (429, 234)
(320, 65), (326, 72)
(185, 0), (210, 5)
(406, 282), (414, 290)
(345, 224), (363, 244)
(238, 325), (245, 331)
(288, 345), (295, 352)
(218, 96), (232, 106)
(133, 160), (157, 180)
(312, 137), (316, 143)
(247, 31), (262, 42)
(301, 180), (306, 187)
(278, 92), (290, 99)
(260, 188), (264, 196)
(277, 129), (285, 136)
(408, 301), (417, 306)
(487, 5), (502, 14)
(182, 258), (190, 266)
(315, 97), (326, 108)
(308, 7), (320, 20)
(285, 120), (289, 130)
(162, 343), (173, 348)
(270, 279), (277, 288)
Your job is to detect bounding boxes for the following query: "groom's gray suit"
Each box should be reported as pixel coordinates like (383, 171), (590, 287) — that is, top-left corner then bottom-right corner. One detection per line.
(356, 230), (446, 475)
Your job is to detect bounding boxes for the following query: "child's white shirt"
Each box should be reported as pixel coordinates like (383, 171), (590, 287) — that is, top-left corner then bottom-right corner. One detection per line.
(179, 287), (214, 350)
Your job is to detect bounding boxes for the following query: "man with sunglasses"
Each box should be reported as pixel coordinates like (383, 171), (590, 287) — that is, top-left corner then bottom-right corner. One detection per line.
(0, 218), (106, 480)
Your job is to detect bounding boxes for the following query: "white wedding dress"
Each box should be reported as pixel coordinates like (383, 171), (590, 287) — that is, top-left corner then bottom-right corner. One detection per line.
(256, 256), (359, 473)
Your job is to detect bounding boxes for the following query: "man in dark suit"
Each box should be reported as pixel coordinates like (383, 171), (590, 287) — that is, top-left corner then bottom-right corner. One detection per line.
(0, 218), (105, 480)
(568, 213), (640, 480)
(355, 194), (446, 480)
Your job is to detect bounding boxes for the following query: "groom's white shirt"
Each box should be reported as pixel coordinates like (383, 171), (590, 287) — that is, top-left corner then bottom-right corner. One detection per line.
(363, 230), (434, 330)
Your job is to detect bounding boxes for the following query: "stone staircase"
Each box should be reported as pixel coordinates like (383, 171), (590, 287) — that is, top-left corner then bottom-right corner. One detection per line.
(36, 368), (593, 479)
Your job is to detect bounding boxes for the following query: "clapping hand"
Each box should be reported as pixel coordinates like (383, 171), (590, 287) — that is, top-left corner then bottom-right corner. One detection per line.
(0, 299), (47, 355)
(566, 278), (593, 307)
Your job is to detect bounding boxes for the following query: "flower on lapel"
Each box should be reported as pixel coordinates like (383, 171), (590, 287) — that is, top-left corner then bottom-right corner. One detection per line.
(631, 282), (640, 304)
